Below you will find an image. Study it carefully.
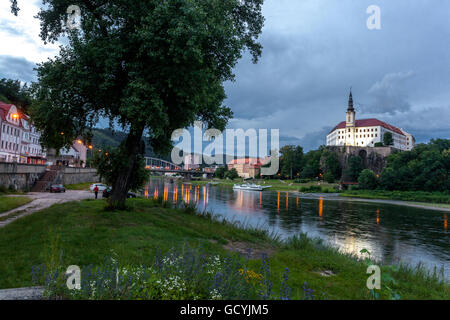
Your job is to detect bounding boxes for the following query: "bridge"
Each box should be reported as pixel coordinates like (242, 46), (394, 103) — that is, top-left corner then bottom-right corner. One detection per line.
(144, 157), (214, 177)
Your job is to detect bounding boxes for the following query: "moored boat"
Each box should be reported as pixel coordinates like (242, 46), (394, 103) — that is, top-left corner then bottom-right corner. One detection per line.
(233, 183), (271, 191)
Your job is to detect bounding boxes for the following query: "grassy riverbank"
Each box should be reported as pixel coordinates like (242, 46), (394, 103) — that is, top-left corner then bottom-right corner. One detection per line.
(0, 196), (32, 213)
(0, 198), (447, 300)
(340, 190), (450, 205)
(65, 182), (97, 191)
(190, 178), (338, 193)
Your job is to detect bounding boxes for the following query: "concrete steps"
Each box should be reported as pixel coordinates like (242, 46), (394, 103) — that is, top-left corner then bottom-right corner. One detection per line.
(31, 166), (62, 192)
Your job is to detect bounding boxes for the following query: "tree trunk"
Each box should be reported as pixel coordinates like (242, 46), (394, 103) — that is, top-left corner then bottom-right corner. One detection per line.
(108, 124), (144, 209)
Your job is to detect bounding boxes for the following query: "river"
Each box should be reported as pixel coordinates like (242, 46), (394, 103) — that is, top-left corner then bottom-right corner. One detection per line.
(146, 179), (449, 279)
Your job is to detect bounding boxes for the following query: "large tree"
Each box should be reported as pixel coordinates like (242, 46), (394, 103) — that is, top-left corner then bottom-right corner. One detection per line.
(279, 145), (303, 179)
(15, 0), (264, 208)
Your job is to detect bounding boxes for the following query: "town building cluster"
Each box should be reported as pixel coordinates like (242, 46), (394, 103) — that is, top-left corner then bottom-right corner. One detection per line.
(0, 102), (88, 166)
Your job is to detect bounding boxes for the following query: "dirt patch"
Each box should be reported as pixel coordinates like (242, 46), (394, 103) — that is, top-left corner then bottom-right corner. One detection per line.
(315, 270), (336, 277)
(223, 241), (276, 259)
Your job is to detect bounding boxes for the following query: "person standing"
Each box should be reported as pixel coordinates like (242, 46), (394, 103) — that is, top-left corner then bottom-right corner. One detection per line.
(94, 185), (99, 199)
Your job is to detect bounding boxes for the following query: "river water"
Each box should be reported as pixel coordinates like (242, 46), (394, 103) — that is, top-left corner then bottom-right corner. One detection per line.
(146, 179), (449, 279)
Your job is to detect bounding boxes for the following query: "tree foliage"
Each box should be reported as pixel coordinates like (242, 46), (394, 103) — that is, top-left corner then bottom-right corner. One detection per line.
(26, 0), (264, 207)
(379, 139), (450, 192)
(322, 150), (341, 181)
(0, 78), (33, 113)
(224, 168), (239, 180)
(345, 155), (363, 182)
(92, 146), (149, 193)
(279, 145), (304, 178)
(214, 166), (228, 179)
(358, 169), (378, 190)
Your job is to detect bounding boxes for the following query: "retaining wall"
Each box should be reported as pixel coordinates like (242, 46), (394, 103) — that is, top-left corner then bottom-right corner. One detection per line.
(0, 163), (46, 191)
(0, 163), (98, 191)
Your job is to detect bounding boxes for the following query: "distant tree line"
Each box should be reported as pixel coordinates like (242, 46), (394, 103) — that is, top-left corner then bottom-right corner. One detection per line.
(265, 138), (450, 193)
(358, 139), (450, 192)
(267, 145), (341, 183)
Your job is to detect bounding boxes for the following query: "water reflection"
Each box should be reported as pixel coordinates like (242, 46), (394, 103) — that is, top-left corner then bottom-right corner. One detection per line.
(319, 197), (323, 218)
(145, 179), (449, 278)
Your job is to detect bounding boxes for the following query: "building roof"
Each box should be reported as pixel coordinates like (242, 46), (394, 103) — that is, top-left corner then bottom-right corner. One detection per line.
(330, 118), (405, 135)
(228, 157), (265, 167)
(0, 101), (26, 127)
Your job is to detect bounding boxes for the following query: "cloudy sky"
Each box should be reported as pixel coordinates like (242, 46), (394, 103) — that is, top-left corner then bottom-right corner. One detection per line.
(1, 0), (450, 151)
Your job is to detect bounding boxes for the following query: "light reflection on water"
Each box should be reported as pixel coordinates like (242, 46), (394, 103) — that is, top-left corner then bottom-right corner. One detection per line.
(146, 179), (449, 278)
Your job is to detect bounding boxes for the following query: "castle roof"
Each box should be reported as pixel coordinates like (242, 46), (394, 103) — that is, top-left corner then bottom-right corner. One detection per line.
(330, 118), (405, 135)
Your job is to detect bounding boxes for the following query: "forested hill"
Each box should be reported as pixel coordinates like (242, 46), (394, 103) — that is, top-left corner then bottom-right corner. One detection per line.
(92, 128), (157, 158)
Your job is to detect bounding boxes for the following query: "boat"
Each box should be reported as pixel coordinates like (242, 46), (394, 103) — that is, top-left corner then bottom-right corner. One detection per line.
(233, 183), (271, 191)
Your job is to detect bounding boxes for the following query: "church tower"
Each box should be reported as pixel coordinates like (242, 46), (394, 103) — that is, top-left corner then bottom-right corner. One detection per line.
(346, 91), (355, 127)
(345, 90), (356, 146)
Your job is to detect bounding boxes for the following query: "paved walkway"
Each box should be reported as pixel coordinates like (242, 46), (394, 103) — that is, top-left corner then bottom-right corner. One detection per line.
(0, 190), (93, 228)
(0, 287), (44, 300)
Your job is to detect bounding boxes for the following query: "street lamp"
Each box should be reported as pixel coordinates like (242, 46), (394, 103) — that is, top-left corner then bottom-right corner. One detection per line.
(12, 113), (20, 162)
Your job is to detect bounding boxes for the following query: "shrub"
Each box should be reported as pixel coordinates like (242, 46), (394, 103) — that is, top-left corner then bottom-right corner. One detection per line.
(323, 172), (335, 183)
(374, 142), (384, 147)
(224, 168), (239, 180)
(358, 169), (378, 190)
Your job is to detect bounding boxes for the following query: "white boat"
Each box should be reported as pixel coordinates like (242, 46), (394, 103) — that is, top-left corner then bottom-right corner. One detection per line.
(233, 183), (271, 191)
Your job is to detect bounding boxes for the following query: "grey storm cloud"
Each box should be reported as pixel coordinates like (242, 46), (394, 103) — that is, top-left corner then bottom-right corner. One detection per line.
(2, 0), (450, 148)
(360, 71), (415, 115)
(0, 55), (37, 83)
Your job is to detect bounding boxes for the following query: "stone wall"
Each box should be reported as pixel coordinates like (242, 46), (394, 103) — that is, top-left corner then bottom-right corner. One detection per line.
(0, 163), (46, 191)
(57, 167), (99, 185)
(0, 163), (99, 191)
(325, 146), (398, 177)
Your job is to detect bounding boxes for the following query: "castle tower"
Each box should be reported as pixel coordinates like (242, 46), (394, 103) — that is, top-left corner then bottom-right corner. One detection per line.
(345, 90), (356, 146)
(346, 91), (355, 127)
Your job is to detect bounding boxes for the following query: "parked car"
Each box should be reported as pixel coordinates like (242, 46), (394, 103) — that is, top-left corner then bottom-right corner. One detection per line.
(50, 184), (66, 193)
(90, 183), (108, 192)
(102, 187), (137, 199)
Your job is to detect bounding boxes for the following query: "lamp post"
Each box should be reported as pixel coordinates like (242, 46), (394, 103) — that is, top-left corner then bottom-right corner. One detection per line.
(12, 113), (19, 163)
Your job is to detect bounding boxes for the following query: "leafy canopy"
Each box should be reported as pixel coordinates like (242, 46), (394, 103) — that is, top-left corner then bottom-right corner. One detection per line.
(29, 0), (264, 155)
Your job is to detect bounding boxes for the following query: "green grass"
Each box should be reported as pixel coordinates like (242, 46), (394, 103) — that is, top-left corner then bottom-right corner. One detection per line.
(0, 196), (32, 213)
(65, 182), (97, 191)
(340, 190), (450, 205)
(190, 178), (338, 192)
(0, 198), (447, 299)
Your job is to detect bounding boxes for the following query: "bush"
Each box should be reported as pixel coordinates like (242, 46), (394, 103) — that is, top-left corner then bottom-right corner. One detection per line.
(358, 169), (378, 190)
(374, 142), (384, 147)
(345, 156), (363, 182)
(224, 168), (239, 180)
(294, 179), (311, 184)
(299, 185), (321, 193)
(323, 172), (335, 183)
(214, 166), (228, 179)
(32, 245), (297, 300)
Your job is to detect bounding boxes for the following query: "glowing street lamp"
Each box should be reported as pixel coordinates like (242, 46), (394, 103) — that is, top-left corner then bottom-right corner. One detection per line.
(12, 113), (19, 119)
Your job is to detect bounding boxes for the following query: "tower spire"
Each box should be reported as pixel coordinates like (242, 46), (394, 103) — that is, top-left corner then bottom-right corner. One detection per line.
(348, 89), (354, 111)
